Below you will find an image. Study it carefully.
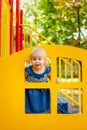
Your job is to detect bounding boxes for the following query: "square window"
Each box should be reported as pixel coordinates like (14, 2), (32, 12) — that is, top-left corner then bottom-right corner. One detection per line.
(57, 88), (83, 114)
(25, 89), (51, 114)
(57, 57), (82, 82)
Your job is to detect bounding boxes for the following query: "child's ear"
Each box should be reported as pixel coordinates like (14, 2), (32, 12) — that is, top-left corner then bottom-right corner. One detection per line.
(44, 57), (47, 64)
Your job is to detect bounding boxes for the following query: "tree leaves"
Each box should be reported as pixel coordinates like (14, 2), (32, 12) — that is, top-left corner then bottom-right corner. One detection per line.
(21, 0), (87, 49)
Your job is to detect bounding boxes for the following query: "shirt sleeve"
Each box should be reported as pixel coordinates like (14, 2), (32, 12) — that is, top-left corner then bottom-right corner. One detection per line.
(25, 66), (31, 74)
(46, 66), (51, 74)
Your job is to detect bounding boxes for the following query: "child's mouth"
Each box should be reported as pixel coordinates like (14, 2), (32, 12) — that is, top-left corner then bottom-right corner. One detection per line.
(35, 64), (40, 66)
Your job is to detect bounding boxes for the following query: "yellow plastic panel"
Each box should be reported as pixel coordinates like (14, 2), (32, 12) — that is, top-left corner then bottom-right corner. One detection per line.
(1, 0), (10, 57)
(0, 45), (87, 130)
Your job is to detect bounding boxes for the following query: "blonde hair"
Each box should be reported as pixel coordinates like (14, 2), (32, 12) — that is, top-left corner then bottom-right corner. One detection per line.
(30, 48), (47, 59)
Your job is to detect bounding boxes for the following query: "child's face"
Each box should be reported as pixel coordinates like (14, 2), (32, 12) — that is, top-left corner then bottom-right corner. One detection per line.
(31, 52), (46, 71)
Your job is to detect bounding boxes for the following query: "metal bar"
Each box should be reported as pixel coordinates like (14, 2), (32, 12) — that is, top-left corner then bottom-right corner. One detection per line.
(16, 0), (20, 52)
(9, 0), (13, 54)
(58, 89), (80, 106)
(20, 24), (54, 45)
(31, 35), (43, 45)
(59, 58), (62, 81)
(20, 10), (23, 50)
(61, 57), (72, 66)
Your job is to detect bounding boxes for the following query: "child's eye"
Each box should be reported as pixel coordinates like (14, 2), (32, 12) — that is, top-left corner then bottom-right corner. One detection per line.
(39, 58), (42, 60)
(33, 58), (36, 60)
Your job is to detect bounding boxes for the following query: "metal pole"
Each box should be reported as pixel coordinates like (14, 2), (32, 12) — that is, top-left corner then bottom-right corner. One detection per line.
(20, 10), (23, 50)
(16, 0), (20, 52)
(9, 0), (13, 54)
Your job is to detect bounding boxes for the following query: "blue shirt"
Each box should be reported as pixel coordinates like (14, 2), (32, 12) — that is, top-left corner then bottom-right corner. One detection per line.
(25, 66), (51, 113)
(25, 66), (51, 82)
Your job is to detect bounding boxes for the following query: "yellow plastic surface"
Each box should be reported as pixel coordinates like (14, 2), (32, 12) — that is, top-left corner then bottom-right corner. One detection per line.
(0, 45), (87, 130)
(1, 0), (10, 57)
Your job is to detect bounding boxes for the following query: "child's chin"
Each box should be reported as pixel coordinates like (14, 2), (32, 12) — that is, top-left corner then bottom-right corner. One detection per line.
(35, 66), (41, 69)
(36, 65), (40, 68)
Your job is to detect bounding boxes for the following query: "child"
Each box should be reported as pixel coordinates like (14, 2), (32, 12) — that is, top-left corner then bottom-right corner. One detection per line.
(25, 48), (51, 113)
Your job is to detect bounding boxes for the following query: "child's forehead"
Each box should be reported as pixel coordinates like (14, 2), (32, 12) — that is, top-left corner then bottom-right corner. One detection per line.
(31, 50), (46, 57)
(32, 53), (45, 57)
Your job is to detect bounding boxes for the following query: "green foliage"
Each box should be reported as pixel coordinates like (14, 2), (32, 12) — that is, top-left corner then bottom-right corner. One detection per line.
(21, 0), (87, 49)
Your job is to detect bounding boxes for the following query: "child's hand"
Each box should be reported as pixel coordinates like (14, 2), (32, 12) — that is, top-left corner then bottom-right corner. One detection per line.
(25, 81), (28, 84)
(56, 78), (60, 83)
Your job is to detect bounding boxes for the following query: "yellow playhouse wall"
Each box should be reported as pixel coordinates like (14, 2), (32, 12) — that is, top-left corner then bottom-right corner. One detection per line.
(0, 45), (87, 130)
(1, 0), (10, 57)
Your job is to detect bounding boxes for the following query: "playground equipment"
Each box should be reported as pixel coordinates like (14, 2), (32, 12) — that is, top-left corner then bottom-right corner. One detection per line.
(0, 0), (11, 56)
(0, 45), (87, 130)
(0, 0), (87, 130)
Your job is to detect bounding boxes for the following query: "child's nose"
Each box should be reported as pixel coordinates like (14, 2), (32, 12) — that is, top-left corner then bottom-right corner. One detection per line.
(36, 59), (39, 62)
